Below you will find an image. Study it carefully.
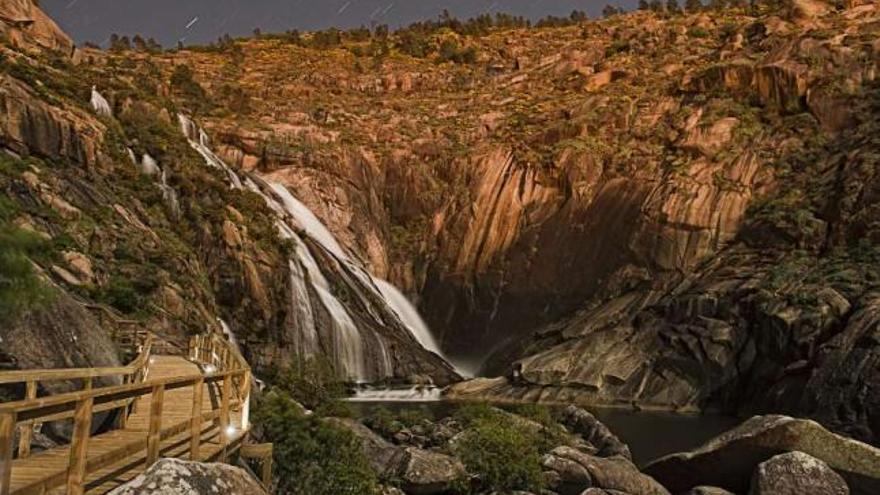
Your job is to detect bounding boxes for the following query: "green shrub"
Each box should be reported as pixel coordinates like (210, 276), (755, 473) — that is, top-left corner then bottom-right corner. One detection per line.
(274, 357), (347, 410)
(364, 406), (404, 438)
(169, 65), (211, 113)
(454, 415), (546, 493)
(0, 224), (53, 320)
(508, 403), (555, 427)
(453, 402), (502, 425)
(687, 26), (710, 38)
(256, 391), (379, 495)
(437, 40), (477, 64)
(95, 275), (140, 314)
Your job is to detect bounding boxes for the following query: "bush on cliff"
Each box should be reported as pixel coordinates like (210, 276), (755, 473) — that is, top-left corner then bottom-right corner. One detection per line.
(0, 175), (53, 321)
(255, 390), (379, 495)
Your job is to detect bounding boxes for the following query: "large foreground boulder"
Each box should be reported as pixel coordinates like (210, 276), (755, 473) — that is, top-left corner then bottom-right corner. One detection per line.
(108, 459), (267, 495)
(543, 446), (669, 495)
(400, 447), (467, 495)
(643, 415), (880, 495)
(750, 451), (848, 495)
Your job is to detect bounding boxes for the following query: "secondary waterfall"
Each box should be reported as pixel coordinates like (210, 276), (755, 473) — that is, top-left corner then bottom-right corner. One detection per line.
(90, 87), (112, 117)
(177, 115), (459, 383)
(374, 279), (441, 356)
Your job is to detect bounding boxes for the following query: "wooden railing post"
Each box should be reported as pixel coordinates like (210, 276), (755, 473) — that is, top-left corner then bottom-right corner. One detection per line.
(219, 374), (231, 462)
(262, 452), (273, 489)
(17, 380), (36, 458)
(190, 377), (203, 460)
(0, 411), (16, 495)
(145, 384), (165, 467)
(67, 397), (94, 495)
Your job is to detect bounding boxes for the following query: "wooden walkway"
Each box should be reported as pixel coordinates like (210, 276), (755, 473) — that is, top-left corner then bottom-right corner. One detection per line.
(0, 334), (272, 495)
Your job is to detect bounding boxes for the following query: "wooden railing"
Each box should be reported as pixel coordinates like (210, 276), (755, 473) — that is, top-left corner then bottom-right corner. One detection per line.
(0, 336), (154, 461)
(0, 332), (270, 495)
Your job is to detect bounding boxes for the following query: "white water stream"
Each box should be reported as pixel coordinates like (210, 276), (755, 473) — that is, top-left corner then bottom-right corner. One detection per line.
(90, 87), (112, 117)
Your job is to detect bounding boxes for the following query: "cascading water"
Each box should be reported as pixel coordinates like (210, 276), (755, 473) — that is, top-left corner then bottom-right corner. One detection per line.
(178, 114), (435, 383)
(90, 87), (111, 117)
(140, 153), (160, 176)
(374, 279), (441, 356)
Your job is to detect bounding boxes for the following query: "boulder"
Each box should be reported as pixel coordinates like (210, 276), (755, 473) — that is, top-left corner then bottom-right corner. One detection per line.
(750, 451), (849, 495)
(560, 406), (632, 460)
(686, 487), (736, 495)
(643, 416), (880, 495)
(108, 458), (267, 495)
(542, 452), (593, 495)
(547, 447), (669, 495)
(324, 418), (405, 477)
(0, 0), (74, 55)
(327, 418), (464, 494)
(400, 447), (467, 494)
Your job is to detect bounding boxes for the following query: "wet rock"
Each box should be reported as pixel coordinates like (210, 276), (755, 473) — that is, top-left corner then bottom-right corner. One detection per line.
(643, 415), (880, 495)
(560, 406), (632, 460)
(750, 451), (849, 495)
(108, 458), (267, 495)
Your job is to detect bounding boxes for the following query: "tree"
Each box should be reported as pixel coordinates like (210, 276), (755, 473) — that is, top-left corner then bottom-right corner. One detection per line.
(649, 0), (665, 11)
(639, 0), (651, 9)
(667, 0), (682, 13)
(570, 9), (589, 22)
(602, 4), (621, 17)
(686, 0), (704, 12)
(132, 34), (147, 51)
(109, 33), (131, 51)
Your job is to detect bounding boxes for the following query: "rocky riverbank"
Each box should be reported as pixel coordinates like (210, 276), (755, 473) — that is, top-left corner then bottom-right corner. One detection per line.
(303, 402), (880, 495)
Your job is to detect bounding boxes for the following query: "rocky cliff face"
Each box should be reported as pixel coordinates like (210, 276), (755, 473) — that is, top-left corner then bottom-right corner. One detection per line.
(100, 1), (880, 440)
(0, 1), (456, 389)
(0, 0), (73, 55)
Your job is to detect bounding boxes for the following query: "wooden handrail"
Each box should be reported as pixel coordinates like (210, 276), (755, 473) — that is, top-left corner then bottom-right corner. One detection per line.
(0, 332), (261, 495)
(0, 336), (153, 385)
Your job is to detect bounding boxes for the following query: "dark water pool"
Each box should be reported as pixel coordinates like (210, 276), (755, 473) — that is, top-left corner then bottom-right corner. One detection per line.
(347, 401), (740, 466)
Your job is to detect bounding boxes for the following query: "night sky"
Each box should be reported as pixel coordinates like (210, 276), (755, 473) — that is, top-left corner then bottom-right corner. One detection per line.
(42, 0), (638, 47)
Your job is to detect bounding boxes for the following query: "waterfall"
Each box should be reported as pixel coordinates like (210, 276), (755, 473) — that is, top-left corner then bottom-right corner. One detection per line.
(90, 87), (111, 117)
(158, 169), (180, 218)
(218, 318), (241, 355)
(178, 114), (404, 382)
(140, 153), (160, 176)
(374, 279), (441, 355)
(176, 114), (463, 383)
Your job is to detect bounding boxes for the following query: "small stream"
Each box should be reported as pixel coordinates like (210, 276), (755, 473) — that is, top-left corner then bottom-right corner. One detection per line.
(346, 399), (739, 466)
